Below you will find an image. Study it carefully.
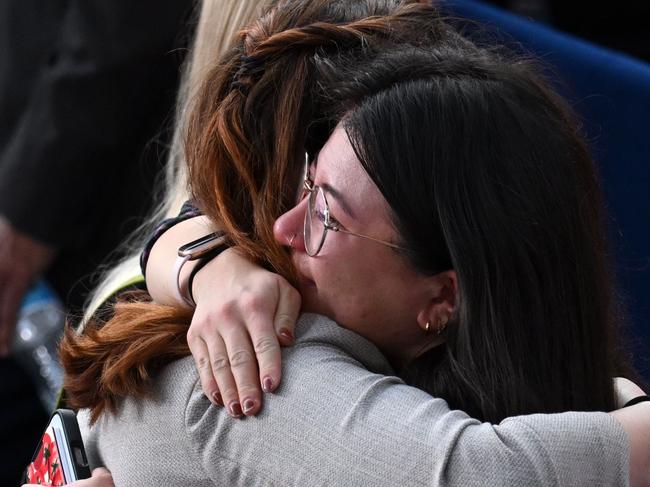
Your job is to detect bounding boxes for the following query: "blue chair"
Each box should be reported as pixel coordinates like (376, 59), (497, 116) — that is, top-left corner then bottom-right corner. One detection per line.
(443, 0), (650, 380)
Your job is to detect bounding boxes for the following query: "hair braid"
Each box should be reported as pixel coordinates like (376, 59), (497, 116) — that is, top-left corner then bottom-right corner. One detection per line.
(246, 3), (441, 59)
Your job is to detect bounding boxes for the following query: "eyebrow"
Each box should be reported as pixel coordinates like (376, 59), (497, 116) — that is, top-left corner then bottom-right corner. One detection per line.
(320, 182), (356, 219)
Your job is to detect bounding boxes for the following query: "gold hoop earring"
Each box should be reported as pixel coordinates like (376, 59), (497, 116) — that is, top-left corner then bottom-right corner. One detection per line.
(289, 234), (296, 246)
(424, 321), (431, 335)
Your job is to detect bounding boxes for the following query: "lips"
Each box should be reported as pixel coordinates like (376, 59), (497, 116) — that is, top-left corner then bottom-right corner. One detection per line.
(296, 265), (315, 288)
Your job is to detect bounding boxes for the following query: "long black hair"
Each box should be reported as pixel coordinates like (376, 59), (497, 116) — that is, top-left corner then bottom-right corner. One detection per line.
(320, 42), (629, 422)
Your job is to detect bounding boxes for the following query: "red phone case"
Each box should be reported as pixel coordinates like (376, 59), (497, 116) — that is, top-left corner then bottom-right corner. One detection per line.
(24, 409), (91, 486)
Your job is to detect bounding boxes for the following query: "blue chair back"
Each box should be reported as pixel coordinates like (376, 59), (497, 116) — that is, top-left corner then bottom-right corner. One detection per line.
(443, 0), (650, 379)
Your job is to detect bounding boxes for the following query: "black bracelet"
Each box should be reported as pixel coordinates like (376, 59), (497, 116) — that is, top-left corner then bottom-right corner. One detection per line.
(623, 395), (650, 408)
(187, 245), (230, 305)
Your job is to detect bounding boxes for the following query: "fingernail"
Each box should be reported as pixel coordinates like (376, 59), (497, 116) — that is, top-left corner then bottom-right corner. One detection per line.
(242, 399), (256, 415)
(262, 376), (274, 393)
(212, 392), (223, 406)
(229, 401), (243, 417)
(279, 328), (294, 342)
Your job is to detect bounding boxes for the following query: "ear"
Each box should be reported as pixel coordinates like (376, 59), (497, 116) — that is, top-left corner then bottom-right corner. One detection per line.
(416, 270), (458, 334)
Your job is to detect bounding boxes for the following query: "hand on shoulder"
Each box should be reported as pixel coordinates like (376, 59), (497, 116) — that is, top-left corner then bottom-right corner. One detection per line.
(187, 247), (301, 417)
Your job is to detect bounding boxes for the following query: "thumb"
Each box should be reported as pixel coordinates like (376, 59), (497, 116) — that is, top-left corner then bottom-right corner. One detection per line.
(90, 468), (112, 477)
(75, 467), (114, 486)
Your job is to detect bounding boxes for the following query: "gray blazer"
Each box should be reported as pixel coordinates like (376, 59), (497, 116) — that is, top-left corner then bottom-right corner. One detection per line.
(79, 314), (628, 486)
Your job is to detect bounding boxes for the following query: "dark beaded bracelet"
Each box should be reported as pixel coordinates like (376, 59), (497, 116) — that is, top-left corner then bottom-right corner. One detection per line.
(623, 395), (650, 408)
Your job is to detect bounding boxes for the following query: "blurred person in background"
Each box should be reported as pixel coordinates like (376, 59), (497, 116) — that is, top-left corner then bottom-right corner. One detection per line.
(0, 0), (193, 483)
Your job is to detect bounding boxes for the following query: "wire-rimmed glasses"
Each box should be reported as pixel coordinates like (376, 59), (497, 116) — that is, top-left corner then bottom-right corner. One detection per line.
(302, 154), (409, 257)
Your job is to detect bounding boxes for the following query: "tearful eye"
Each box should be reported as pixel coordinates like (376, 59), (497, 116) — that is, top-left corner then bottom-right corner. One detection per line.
(315, 206), (327, 224)
(313, 190), (329, 224)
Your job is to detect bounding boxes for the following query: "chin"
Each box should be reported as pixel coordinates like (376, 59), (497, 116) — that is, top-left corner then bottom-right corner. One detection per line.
(299, 286), (336, 321)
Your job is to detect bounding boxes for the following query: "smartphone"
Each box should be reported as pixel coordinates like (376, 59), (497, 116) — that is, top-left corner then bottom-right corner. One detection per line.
(24, 409), (91, 486)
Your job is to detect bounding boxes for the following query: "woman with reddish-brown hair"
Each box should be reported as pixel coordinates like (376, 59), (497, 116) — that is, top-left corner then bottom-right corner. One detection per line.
(58, 0), (650, 486)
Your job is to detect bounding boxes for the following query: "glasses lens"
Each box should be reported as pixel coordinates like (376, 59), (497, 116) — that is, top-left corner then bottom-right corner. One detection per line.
(304, 188), (327, 256)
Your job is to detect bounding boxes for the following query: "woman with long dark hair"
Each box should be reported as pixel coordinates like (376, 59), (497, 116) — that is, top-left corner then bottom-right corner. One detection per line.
(59, 0), (650, 485)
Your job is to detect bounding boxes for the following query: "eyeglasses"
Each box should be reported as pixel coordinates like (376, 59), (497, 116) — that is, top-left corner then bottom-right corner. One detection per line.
(302, 154), (408, 257)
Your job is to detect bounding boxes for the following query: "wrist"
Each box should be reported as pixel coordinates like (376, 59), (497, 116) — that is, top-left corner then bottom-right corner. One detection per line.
(187, 245), (231, 305)
(191, 247), (240, 305)
(173, 231), (228, 307)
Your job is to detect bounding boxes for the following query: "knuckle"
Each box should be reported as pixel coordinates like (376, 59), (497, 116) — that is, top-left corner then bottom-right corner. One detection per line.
(186, 325), (201, 342)
(200, 378), (218, 395)
(193, 307), (239, 334)
(229, 349), (255, 368)
(275, 313), (295, 329)
(254, 336), (279, 355)
(240, 292), (265, 313)
(195, 355), (211, 371)
(211, 355), (231, 372)
(218, 300), (239, 321)
(220, 386), (238, 401)
(238, 384), (261, 397)
(189, 313), (214, 334)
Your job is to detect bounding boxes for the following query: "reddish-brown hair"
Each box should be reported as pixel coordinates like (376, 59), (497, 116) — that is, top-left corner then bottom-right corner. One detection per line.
(61, 0), (445, 422)
(62, 291), (192, 422)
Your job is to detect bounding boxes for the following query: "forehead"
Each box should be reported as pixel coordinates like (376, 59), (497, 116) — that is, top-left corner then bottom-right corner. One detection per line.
(314, 127), (371, 192)
(314, 126), (392, 225)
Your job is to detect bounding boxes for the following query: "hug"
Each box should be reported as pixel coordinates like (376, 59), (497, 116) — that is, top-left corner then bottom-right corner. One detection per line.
(51, 1), (650, 486)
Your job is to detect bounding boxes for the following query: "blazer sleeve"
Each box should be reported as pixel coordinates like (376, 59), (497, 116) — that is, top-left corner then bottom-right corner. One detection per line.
(185, 314), (628, 486)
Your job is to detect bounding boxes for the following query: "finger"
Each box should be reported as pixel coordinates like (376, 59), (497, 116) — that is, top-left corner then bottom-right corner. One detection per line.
(274, 281), (301, 347)
(249, 282), (299, 393)
(220, 324), (262, 417)
(204, 331), (243, 418)
(247, 315), (282, 394)
(187, 327), (221, 406)
(238, 284), (285, 394)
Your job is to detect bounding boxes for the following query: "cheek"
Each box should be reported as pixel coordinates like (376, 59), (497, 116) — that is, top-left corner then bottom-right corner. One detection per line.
(315, 258), (387, 325)
(301, 256), (362, 317)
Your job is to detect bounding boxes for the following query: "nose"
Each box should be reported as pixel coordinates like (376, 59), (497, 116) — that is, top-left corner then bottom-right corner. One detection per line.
(273, 198), (307, 251)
